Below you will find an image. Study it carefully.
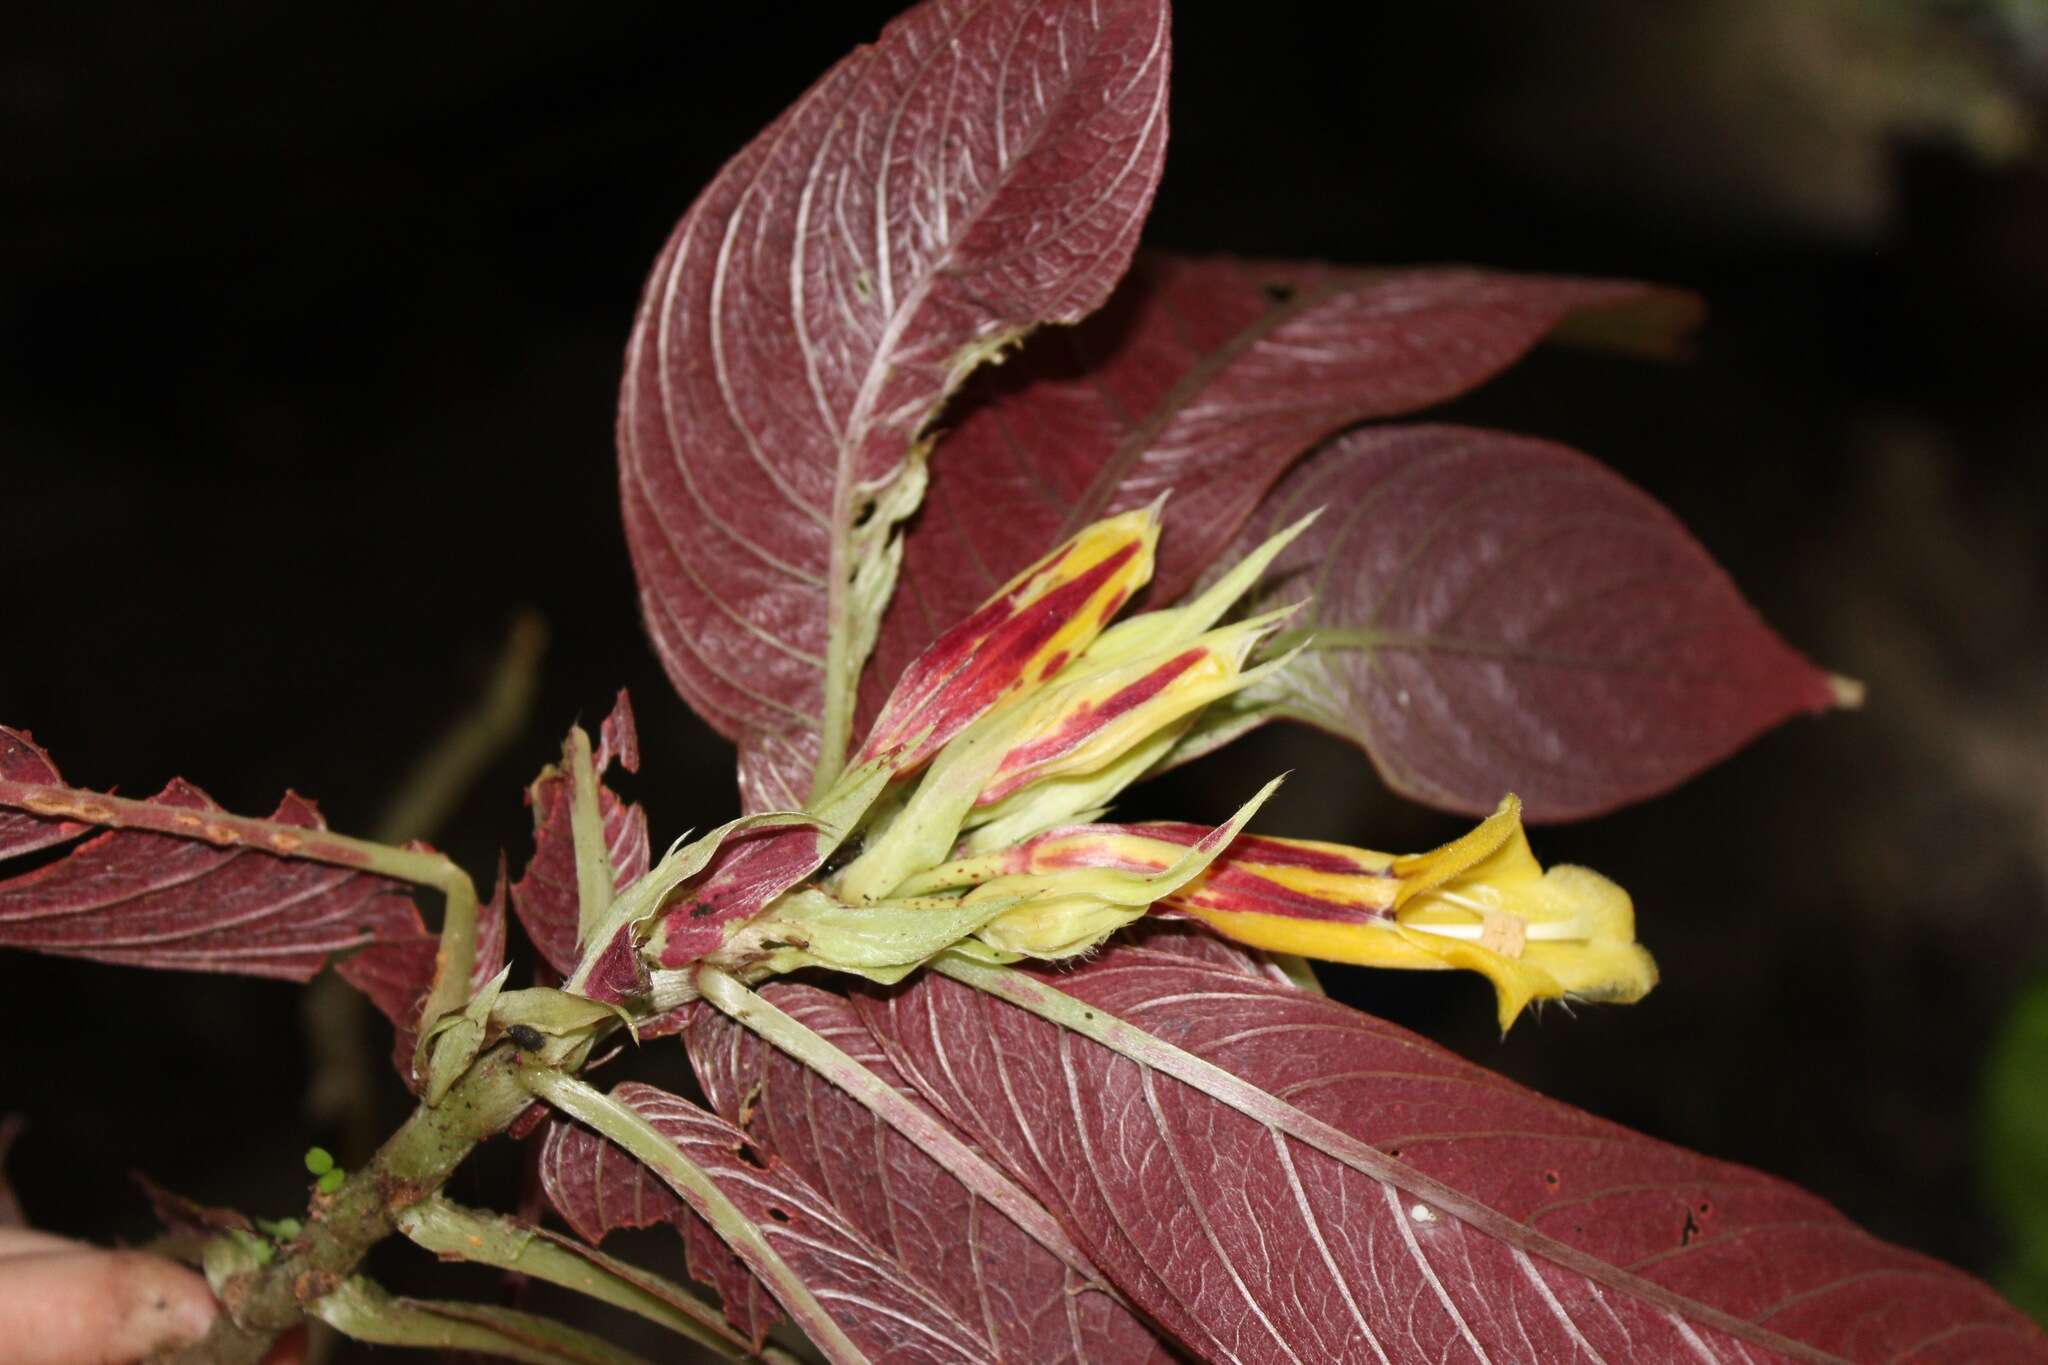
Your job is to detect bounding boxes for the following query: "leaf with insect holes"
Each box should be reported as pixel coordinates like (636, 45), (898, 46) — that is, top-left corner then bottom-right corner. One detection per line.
(687, 982), (1177, 1364)
(1207, 424), (1847, 820)
(853, 926), (2046, 1363)
(538, 1084), (997, 1362)
(336, 859), (509, 1089)
(0, 733), (422, 980)
(862, 255), (1695, 744)
(619, 0), (1170, 809)
(510, 693), (650, 978)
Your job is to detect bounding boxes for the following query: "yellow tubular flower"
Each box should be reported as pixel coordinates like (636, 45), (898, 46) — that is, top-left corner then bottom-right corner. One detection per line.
(914, 796), (1655, 1032)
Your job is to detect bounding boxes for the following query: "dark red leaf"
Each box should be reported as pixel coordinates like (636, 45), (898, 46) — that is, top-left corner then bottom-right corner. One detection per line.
(510, 696), (650, 977)
(0, 728), (83, 859)
(864, 257), (1687, 737)
(538, 1083), (994, 1362)
(652, 823), (833, 968)
(537, 1105), (772, 1345)
(855, 927), (2044, 1363)
(619, 0), (1170, 804)
(335, 858), (510, 1089)
(0, 777), (420, 980)
(687, 982), (1176, 1363)
(595, 688), (639, 775)
(1221, 424), (1844, 820)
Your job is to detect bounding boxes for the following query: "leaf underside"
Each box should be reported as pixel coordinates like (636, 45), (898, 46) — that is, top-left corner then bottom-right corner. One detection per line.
(618, 0), (1172, 808)
(0, 727), (421, 980)
(538, 1083), (1001, 1362)
(1224, 424), (1841, 819)
(850, 927), (2045, 1364)
(864, 254), (1691, 745)
(686, 981), (1177, 1363)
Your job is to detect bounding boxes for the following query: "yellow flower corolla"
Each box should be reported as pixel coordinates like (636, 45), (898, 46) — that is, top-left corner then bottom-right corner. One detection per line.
(905, 796), (1655, 1032)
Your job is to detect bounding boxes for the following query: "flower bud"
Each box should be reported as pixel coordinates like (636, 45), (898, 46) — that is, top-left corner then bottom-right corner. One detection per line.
(858, 503), (1162, 777)
(836, 610), (1295, 904)
(974, 608), (1295, 808)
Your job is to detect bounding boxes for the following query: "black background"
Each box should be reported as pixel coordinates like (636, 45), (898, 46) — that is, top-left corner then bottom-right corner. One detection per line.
(5, 1), (2046, 1351)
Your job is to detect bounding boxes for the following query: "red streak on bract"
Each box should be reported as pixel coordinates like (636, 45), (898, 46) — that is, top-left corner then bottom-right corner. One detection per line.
(1126, 822), (1387, 876)
(1172, 864), (1391, 923)
(1233, 837), (1388, 877)
(979, 649), (1204, 804)
(861, 544), (1140, 770)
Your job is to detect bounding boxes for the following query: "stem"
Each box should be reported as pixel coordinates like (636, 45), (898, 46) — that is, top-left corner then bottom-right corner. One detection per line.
(311, 1277), (651, 1365)
(695, 966), (1105, 1286)
(397, 1197), (798, 1363)
(564, 726), (616, 951)
(0, 778), (480, 1056)
(306, 615), (545, 1176)
(524, 1071), (871, 1365)
(156, 1046), (536, 1365)
(932, 956), (1844, 1365)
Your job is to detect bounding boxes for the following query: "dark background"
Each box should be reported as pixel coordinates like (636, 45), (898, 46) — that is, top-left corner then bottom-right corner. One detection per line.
(5, 0), (2047, 1350)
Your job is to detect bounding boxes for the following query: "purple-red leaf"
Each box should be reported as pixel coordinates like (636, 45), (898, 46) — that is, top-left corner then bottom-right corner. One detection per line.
(687, 982), (1175, 1364)
(538, 1084), (994, 1362)
(855, 928), (2044, 1363)
(1227, 424), (1844, 820)
(619, 0), (1170, 804)
(865, 256), (1687, 736)
(0, 729), (83, 859)
(335, 860), (509, 1088)
(653, 817), (860, 970)
(0, 765), (421, 981)
(510, 695), (650, 977)
(536, 1104), (770, 1345)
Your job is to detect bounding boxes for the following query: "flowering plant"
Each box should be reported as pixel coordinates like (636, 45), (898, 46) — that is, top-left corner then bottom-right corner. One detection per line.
(2, 2), (2042, 1362)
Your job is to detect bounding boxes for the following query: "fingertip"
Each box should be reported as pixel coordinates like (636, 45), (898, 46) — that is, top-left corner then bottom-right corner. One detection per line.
(97, 1248), (219, 1356)
(0, 1246), (219, 1363)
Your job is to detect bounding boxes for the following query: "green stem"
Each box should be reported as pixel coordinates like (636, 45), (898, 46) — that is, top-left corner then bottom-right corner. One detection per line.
(564, 725), (616, 951)
(695, 966), (1105, 1286)
(396, 1196), (799, 1363)
(155, 1047), (536, 1364)
(311, 1277), (651, 1365)
(524, 1071), (871, 1365)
